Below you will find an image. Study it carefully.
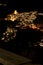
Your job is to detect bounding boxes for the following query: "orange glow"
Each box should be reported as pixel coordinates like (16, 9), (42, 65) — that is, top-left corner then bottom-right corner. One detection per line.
(31, 24), (37, 29)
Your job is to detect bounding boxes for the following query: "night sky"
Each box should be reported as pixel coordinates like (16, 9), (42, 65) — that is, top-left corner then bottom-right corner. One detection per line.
(0, 0), (43, 16)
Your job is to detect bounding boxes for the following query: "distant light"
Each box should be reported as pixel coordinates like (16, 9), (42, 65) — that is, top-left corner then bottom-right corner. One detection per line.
(38, 13), (43, 16)
(0, 4), (2, 5)
(7, 33), (9, 36)
(3, 33), (5, 35)
(5, 18), (7, 21)
(4, 4), (7, 6)
(0, 3), (7, 6)
(39, 43), (43, 47)
(1, 37), (4, 40)
(14, 10), (18, 14)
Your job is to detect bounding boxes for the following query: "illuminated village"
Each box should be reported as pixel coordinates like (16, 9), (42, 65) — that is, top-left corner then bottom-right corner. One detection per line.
(0, 0), (43, 65)
(0, 4), (43, 65)
(0, 10), (43, 46)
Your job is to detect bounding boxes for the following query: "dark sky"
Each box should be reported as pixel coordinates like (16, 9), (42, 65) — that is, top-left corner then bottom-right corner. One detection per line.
(6, 0), (43, 12)
(0, 0), (43, 10)
(0, 0), (43, 15)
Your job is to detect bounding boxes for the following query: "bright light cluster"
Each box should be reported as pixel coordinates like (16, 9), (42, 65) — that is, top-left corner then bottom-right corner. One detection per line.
(1, 27), (17, 42)
(5, 10), (37, 22)
(1, 10), (40, 42)
(5, 10), (38, 29)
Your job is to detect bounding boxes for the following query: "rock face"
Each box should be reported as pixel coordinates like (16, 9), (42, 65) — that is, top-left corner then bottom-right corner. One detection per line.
(0, 48), (31, 65)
